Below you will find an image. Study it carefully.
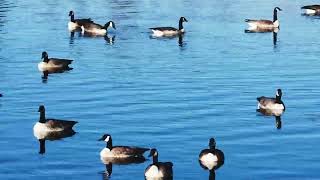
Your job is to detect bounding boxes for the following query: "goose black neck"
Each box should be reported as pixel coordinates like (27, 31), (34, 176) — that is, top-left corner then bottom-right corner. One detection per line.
(106, 138), (113, 149)
(39, 111), (46, 123)
(39, 139), (46, 154)
(43, 56), (49, 63)
(70, 14), (75, 22)
(153, 154), (159, 163)
(179, 19), (184, 30)
(276, 95), (281, 101)
(106, 164), (112, 176)
(273, 9), (278, 22)
(209, 169), (216, 180)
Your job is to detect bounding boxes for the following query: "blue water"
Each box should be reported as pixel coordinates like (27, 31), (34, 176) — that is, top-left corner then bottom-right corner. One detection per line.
(1, 0), (320, 179)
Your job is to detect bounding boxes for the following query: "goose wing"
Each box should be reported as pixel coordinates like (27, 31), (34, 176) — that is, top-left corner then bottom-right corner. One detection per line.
(82, 22), (103, 29)
(301, 5), (320, 10)
(257, 96), (276, 106)
(46, 119), (78, 129)
(112, 146), (149, 156)
(245, 19), (273, 25)
(150, 27), (178, 31)
(157, 162), (173, 176)
(48, 58), (73, 65)
(75, 18), (94, 25)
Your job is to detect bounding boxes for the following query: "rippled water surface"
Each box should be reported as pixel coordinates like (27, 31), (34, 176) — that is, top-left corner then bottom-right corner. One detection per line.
(1, 0), (320, 179)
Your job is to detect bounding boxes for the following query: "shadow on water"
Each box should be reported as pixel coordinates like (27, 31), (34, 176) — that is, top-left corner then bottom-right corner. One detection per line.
(37, 130), (76, 154)
(100, 156), (146, 179)
(257, 108), (283, 129)
(245, 28), (279, 46)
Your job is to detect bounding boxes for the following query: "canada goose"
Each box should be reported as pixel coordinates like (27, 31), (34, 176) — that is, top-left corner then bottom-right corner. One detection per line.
(68, 10), (94, 31)
(98, 134), (149, 158)
(245, 7), (282, 29)
(257, 89), (285, 110)
(145, 148), (173, 179)
(301, 5), (320, 15)
(81, 21), (116, 36)
(38, 51), (73, 72)
(37, 130), (76, 154)
(33, 105), (77, 139)
(199, 138), (224, 171)
(150, 17), (188, 37)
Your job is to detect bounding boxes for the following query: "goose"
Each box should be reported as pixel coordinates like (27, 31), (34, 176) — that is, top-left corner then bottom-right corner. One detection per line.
(98, 134), (149, 158)
(150, 17), (188, 37)
(199, 138), (224, 171)
(81, 21), (116, 36)
(144, 148), (173, 179)
(257, 89), (285, 110)
(38, 51), (73, 72)
(68, 10), (94, 31)
(301, 5), (320, 15)
(245, 7), (282, 29)
(33, 105), (77, 140)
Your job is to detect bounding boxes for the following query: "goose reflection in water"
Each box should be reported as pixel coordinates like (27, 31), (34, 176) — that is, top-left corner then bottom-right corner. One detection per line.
(150, 33), (186, 47)
(74, 31), (116, 45)
(245, 27), (279, 46)
(257, 108), (283, 129)
(41, 68), (73, 83)
(104, 34), (115, 45)
(37, 130), (76, 154)
(101, 156), (146, 179)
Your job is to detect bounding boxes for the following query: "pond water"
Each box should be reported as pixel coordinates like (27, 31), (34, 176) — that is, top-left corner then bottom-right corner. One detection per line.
(0, 0), (320, 179)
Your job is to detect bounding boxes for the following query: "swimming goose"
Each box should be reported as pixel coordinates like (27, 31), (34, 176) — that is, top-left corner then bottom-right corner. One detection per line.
(145, 148), (173, 179)
(199, 138), (224, 171)
(38, 51), (73, 72)
(68, 10), (94, 31)
(245, 7), (282, 29)
(81, 21), (116, 36)
(33, 105), (78, 139)
(150, 17), (188, 37)
(301, 5), (320, 15)
(98, 134), (149, 158)
(257, 89), (285, 110)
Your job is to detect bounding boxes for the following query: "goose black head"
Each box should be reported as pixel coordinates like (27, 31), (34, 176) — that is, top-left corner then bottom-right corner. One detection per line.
(98, 134), (111, 142)
(148, 148), (158, 157)
(209, 138), (216, 149)
(274, 7), (282, 12)
(276, 89), (282, 98)
(69, 11), (74, 16)
(104, 21), (116, 30)
(180, 17), (188, 22)
(41, 51), (49, 62)
(38, 105), (45, 112)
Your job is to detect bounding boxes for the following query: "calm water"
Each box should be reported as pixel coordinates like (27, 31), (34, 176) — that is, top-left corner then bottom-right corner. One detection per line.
(1, 0), (320, 179)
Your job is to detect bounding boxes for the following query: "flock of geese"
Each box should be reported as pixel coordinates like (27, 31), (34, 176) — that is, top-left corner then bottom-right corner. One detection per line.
(1, 3), (319, 179)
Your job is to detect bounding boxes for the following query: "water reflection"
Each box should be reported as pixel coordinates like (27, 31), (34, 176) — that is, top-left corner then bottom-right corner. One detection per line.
(40, 68), (73, 83)
(150, 34), (186, 47)
(245, 28), (279, 46)
(104, 34), (116, 45)
(37, 130), (76, 154)
(257, 109), (283, 129)
(100, 156), (146, 179)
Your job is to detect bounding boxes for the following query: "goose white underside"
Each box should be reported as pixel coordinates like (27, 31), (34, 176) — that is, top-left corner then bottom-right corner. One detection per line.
(82, 26), (107, 36)
(258, 103), (285, 110)
(247, 20), (279, 29)
(151, 29), (181, 37)
(68, 22), (78, 31)
(199, 153), (218, 170)
(33, 122), (64, 139)
(305, 9), (317, 14)
(38, 62), (63, 72)
(145, 165), (164, 178)
(100, 148), (132, 158)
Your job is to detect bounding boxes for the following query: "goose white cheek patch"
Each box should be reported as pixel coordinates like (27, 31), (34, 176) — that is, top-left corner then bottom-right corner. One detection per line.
(105, 136), (110, 142)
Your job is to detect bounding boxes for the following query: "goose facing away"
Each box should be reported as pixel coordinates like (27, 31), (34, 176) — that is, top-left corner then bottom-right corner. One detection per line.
(81, 21), (116, 36)
(38, 51), (73, 72)
(98, 134), (149, 158)
(301, 5), (320, 15)
(199, 138), (225, 171)
(68, 10), (94, 31)
(257, 89), (285, 110)
(33, 105), (77, 139)
(245, 7), (282, 29)
(145, 148), (173, 179)
(150, 17), (188, 37)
